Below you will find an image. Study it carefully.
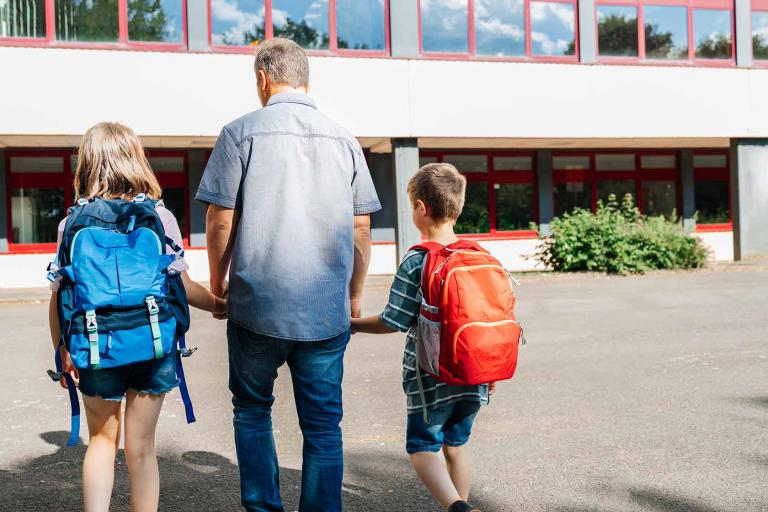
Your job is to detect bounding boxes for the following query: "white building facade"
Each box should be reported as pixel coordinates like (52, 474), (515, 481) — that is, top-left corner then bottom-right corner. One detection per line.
(1, 0), (767, 287)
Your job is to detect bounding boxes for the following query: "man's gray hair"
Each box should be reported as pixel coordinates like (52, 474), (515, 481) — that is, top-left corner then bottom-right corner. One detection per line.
(254, 38), (310, 88)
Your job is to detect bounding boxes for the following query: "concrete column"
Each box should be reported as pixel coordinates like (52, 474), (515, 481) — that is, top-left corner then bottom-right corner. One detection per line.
(392, 138), (421, 261)
(0, 149), (7, 252)
(578, 0), (597, 64)
(389, 0), (420, 58)
(367, 152), (396, 242)
(735, 0), (753, 67)
(731, 139), (768, 259)
(187, 0), (210, 52)
(680, 149), (696, 232)
(188, 149), (207, 247)
(536, 150), (554, 236)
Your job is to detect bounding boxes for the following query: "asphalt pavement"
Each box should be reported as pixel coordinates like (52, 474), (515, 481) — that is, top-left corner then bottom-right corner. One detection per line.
(1, 266), (767, 511)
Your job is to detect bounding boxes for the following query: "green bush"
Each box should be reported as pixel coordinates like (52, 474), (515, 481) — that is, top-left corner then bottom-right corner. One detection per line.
(536, 194), (708, 274)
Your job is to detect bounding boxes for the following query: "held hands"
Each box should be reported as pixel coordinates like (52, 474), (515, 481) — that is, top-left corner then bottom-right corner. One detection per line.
(211, 279), (229, 320)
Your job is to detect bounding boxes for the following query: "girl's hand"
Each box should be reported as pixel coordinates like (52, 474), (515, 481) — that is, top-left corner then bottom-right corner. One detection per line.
(213, 296), (228, 320)
(58, 346), (79, 390)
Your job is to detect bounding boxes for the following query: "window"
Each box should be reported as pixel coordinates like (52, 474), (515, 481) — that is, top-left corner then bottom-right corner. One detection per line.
(336, 0), (386, 51)
(273, 0), (329, 49)
(55, 0), (119, 42)
(0, 0), (46, 38)
(595, 0), (734, 63)
(553, 151), (680, 218)
(148, 151), (190, 242)
(128, 0), (185, 43)
(420, 151), (537, 237)
(210, 0), (265, 46)
(754, 3), (768, 61)
(419, 0), (577, 60)
(693, 151), (730, 225)
(11, 189), (65, 244)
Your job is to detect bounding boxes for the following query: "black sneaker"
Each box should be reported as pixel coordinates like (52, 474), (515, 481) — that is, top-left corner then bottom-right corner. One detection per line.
(448, 501), (480, 512)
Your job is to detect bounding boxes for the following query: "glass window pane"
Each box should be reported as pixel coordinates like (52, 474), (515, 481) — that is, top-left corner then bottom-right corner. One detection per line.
(530, 1), (576, 56)
(694, 180), (729, 223)
(55, 0), (119, 42)
(419, 156), (438, 166)
(693, 9), (732, 59)
(161, 187), (187, 238)
(496, 183), (534, 231)
(597, 179), (636, 205)
(421, 0), (469, 53)
(493, 156), (532, 171)
(553, 155), (589, 170)
(10, 156), (64, 173)
(443, 154), (488, 173)
(641, 155), (676, 169)
(455, 182), (489, 234)
(0, 0), (46, 38)
(475, 0), (525, 56)
(642, 181), (677, 217)
(693, 154), (727, 168)
(211, 0), (265, 46)
(555, 182), (592, 216)
(128, 0), (184, 43)
(754, 11), (768, 60)
(597, 5), (638, 57)
(148, 156), (185, 172)
(11, 189), (65, 244)
(273, 0), (329, 49)
(336, 0), (385, 50)
(596, 153), (635, 171)
(644, 5), (689, 60)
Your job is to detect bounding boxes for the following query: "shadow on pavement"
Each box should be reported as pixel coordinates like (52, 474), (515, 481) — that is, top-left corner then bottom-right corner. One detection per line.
(746, 396), (768, 409)
(0, 432), (496, 511)
(547, 486), (728, 512)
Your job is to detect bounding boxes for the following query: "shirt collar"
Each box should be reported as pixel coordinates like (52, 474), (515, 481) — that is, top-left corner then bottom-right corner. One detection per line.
(266, 92), (317, 109)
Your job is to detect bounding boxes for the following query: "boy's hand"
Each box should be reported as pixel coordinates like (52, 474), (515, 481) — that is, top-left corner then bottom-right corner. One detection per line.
(213, 297), (228, 320)
(489, 382), (497, 396)
(58, 346), (79, 390)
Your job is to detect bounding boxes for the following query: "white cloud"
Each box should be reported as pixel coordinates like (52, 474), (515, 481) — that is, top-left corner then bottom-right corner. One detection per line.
(531, 30), (570, 54)
(530, 1), (574, 28)
(476, 17), (524, 41)
(211, 0), (264, 44)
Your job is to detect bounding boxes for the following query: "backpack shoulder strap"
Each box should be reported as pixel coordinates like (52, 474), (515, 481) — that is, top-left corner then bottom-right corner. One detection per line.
(409, 242), (443, 253)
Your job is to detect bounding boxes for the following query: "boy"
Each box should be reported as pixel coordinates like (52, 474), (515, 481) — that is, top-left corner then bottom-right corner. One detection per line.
(352, 163), (494, 512)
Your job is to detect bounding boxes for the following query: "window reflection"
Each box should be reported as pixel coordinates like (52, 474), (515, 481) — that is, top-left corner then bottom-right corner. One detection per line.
(496, 184), (534, 231)
(644, 5), (688, 60)
(530, 1), (576, 56)
(0, 0), (45, 38)
(753, 11), (768, 60)
(336, 0), (385, 50)
(443, 155), (488, 173)
(11, 189), (65, 244)
(211, 0), (265, 45)
(55, 0), (119, 42)
(694, 181), (729, 223)
(597, 180), (635, 205)
(642, 181), (676, 218)
(693, 9), (732, 59)
(128, 0), (184, 43)
(455, 183), (489, 234)
(273, 0), (329, 49)
(555, 182), (592, 217)
(475, 0), (525, 57)
(162, 187), (187, 238)
(597, 5), (638, 57)
(421, 0), (469, 53)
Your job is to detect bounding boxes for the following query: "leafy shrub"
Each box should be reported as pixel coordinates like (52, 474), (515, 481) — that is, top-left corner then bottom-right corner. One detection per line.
(536, 194), (708, 274)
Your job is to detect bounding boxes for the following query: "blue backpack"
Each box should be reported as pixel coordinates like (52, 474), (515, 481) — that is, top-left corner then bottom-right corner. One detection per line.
(48, 194), (196, 446)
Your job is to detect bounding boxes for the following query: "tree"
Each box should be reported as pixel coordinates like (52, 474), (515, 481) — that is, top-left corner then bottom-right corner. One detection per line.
(695, 33), (732, 59)
(597, 14), (638, 56)
(754, 34), (768, 60)
(128, 0), (169, 41)
(644, 23), (686, 59)
(273, 17), (329, 49)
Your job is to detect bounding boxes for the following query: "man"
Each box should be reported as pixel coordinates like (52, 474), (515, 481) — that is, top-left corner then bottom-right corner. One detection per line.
(195, 38), (380, 512)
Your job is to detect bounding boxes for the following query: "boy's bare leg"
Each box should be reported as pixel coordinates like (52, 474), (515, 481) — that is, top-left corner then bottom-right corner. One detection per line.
(443, 444), (472, 501)
(410, 452), (462, 510)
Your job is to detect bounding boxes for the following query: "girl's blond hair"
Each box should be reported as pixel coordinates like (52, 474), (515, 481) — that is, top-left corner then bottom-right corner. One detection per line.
(73, 122), (162, 200)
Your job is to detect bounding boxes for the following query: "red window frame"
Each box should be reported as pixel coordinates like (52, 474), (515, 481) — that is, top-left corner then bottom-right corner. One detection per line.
(420, 150), (539, 240)
(4, 149), (190, 254)
(0, 0), (188, 51)
(417, 0), (579, 63)
(754, 0), (768, 67)
(692, 148), (731, 232)
(207, 0), (391, 57)
(594, 0), (736, 66)
(552, 150), (681, 216)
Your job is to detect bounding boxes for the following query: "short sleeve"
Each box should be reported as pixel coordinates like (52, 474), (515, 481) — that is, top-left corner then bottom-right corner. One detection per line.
(349, 141), (381, 215)
(157, 206), (189, 272)
(195, 127), (243, 209)
(380, 251), (425, 332)
(49, 218), (67, 291)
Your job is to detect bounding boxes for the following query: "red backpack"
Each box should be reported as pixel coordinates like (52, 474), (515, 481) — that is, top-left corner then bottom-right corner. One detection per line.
(413, 240), (524, 387)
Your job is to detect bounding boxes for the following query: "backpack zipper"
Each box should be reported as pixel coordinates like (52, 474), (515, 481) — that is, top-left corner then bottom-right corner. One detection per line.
(440, 264), (510, 304)
(451, 319), (521, 364)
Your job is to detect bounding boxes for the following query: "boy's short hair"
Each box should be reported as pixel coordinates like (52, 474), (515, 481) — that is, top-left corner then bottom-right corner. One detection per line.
(407, 163), (467, 222)
(253, 37), (310, 88)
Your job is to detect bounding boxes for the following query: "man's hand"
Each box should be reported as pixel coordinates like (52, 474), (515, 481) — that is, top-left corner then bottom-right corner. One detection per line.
(212, 280), (229, 320)
(58, 345), (79, 390)
(350, 215), (371, 320)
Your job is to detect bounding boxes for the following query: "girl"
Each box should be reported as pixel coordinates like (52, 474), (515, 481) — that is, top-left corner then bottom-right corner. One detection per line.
(48, 122), (226, 512)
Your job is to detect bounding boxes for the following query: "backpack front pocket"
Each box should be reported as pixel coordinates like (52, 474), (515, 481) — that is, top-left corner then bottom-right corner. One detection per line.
(416, 314), (441, 376)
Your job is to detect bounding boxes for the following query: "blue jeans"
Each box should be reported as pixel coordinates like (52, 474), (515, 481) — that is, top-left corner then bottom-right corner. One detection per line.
(227, 320), (349, 512)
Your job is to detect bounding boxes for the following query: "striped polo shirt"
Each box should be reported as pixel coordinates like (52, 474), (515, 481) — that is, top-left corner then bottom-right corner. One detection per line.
(380, 249), (489, 415)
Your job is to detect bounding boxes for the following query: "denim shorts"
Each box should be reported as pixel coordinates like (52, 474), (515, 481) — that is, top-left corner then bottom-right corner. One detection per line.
(405, 400), (482, 455)
(78, 352), (180, 401)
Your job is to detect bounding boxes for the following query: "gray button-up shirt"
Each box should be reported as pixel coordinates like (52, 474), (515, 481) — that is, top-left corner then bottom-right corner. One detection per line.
(196, 92), (381, 341)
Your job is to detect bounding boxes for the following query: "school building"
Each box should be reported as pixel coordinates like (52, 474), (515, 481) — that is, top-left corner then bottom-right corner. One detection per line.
(1, 0), (767, 287)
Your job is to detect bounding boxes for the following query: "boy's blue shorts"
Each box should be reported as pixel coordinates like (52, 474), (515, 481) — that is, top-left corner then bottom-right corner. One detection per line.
(406, 400), (481, 455)
(78, 352), (180, 401)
